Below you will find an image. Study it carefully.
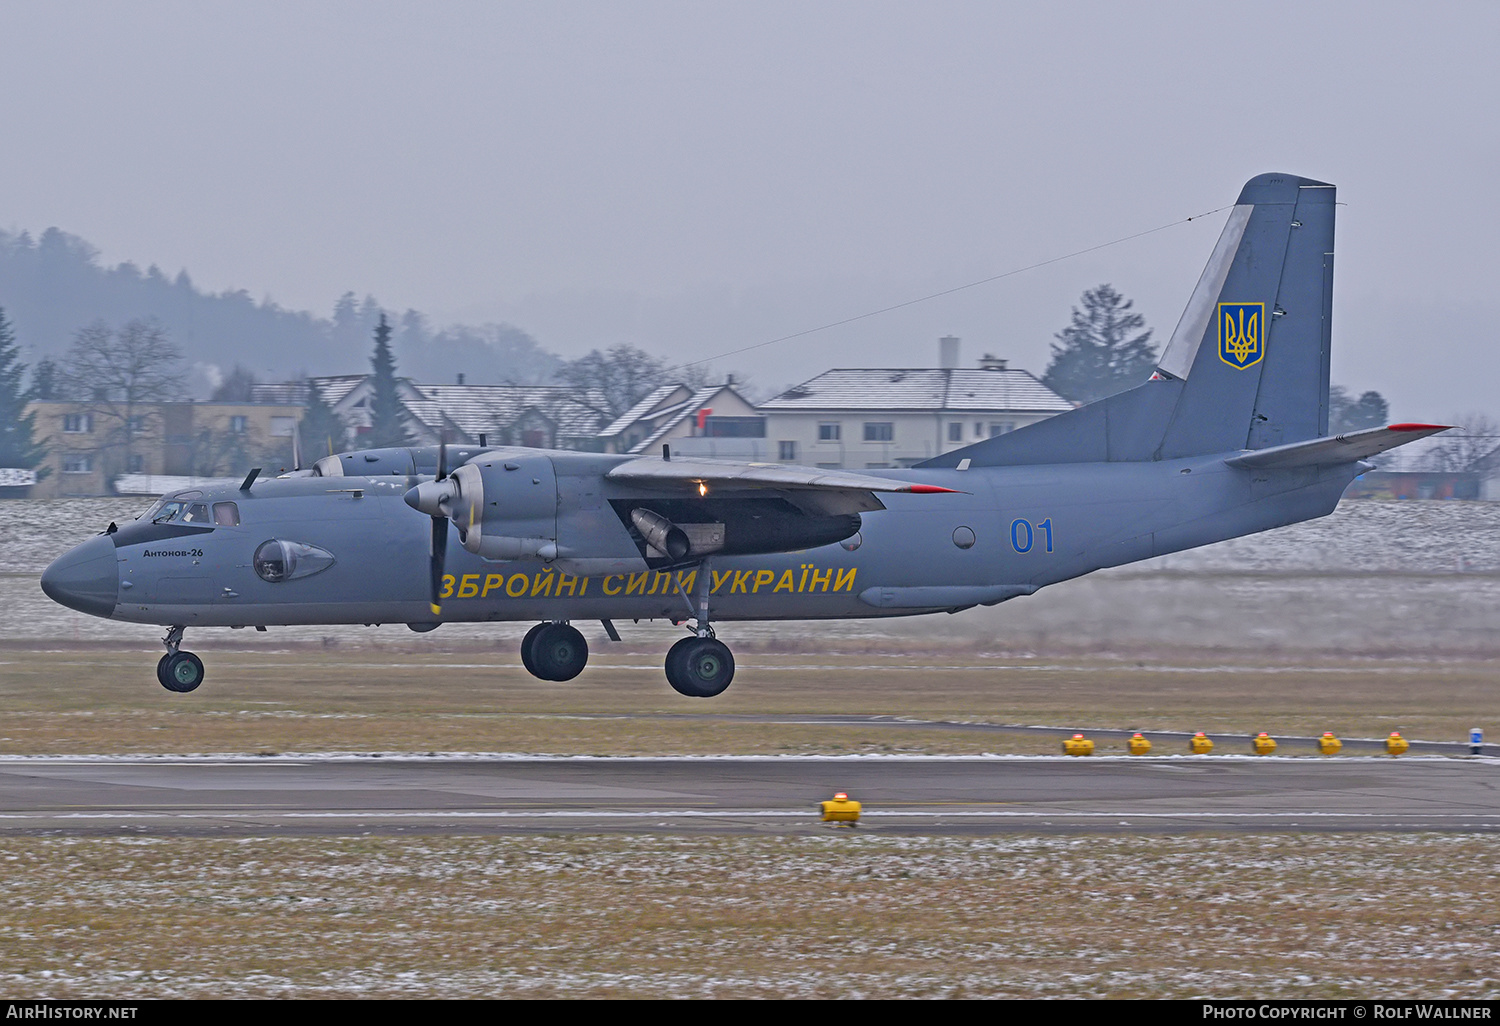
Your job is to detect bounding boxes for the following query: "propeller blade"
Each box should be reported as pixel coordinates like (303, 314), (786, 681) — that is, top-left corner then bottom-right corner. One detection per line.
(437, 436), (448, 481)
(429, 516), (448, 616)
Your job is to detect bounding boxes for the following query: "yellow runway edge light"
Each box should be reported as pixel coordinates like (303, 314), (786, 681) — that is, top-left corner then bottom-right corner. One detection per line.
(1253, 732), (1277, 755)
(1063, 733), (1094, 756)
(820, 791), (861, 826)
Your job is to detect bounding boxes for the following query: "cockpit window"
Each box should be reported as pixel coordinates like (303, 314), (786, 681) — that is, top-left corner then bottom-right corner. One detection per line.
(151, 502), (185, 524)
(213, 502), (240, 526)
(181, 503), (211, 524)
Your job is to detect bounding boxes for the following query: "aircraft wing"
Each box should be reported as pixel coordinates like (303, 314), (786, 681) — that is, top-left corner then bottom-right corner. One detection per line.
(605, 455), (958, 515)
(1224, 423), (1450, 470)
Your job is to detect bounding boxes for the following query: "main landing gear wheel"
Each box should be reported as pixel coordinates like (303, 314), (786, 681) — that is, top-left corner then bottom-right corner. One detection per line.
(664, 636), (735, 698)
(523, 622), (588, 682)
(157, 651), (205, 693)
(519, 622), (547, 678)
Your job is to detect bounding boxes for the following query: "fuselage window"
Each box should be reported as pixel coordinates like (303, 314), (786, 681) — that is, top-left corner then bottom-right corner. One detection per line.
(254, 539), (336, 583)
(212, 502), (240, 526)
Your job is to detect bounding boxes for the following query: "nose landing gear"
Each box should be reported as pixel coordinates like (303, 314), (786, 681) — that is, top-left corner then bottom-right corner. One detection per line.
(156, 625), (205, 693)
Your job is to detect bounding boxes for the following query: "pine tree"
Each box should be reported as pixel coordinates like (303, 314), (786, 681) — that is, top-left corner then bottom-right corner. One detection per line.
(1042, 284), (1158, 405)
(0, 307), (46, 473)
(297, 378), (347, 461)
(365, 313), (410, 447)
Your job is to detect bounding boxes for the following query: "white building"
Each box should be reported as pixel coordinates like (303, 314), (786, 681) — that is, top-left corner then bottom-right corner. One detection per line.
(757, 353), (1072, 469)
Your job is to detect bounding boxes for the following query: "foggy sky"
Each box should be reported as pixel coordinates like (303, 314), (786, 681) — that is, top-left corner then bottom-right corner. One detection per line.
(2, 0), (1496, 418)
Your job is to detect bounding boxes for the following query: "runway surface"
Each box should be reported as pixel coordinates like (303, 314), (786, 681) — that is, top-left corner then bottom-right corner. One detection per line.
(1, 754), (1496, 835)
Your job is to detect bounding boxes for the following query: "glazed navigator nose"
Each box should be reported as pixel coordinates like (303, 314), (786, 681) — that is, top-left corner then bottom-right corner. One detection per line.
(40, 534), (118, 618)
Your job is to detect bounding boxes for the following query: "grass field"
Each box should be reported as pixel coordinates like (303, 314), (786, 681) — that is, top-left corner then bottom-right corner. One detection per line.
(0, 639), (1490, 756)
(2, 832), (1496, 999)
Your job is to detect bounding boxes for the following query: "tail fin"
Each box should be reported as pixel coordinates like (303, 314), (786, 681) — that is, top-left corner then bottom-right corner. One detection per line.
(919, 173), (1336, 467)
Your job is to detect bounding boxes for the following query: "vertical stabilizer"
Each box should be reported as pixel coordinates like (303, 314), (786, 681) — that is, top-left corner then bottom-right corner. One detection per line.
(918, 173), (1335, 468)
(1155, 173), (1335, 457)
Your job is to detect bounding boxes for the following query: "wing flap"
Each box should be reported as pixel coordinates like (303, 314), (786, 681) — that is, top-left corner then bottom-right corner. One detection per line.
(606, 456), (960, 495)
(1224, 423), (1450, 470)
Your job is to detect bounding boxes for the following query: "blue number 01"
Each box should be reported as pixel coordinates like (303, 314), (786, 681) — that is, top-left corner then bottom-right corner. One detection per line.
(1011, 518), (1054, 554)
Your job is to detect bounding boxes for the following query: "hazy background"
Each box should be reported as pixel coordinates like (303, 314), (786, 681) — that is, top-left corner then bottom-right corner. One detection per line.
(1, 0), (1495, 415)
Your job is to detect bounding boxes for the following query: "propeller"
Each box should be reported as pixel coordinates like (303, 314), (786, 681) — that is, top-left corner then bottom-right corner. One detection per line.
(405, 439), (486, 616)
(427, 439), (449, 616)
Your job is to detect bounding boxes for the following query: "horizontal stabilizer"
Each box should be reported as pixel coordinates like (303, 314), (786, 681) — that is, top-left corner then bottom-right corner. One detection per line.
(1223, 423), (1450, 470)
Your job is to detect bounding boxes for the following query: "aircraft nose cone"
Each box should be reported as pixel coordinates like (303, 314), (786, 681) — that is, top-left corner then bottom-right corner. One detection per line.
(40, 534), (118, 618)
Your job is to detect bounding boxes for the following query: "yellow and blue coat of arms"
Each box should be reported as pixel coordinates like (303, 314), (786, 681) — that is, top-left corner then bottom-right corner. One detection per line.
(1218, 302), (1265, 369)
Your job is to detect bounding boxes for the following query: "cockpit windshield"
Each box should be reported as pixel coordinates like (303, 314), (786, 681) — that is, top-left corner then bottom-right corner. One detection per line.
(143, 497), (237, 526)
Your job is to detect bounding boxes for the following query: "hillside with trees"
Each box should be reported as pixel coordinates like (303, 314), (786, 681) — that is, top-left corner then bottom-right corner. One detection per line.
(0, 226), (558, 395)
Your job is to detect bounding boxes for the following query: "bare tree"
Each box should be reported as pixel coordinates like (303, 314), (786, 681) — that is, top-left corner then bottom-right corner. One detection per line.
(1417, 412), (1500, 472)
(555, 344), (672, 422)
(64, 318), (185, 483)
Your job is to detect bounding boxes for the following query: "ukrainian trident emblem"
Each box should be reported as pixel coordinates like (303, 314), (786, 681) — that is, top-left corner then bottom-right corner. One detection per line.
(1218, 302), (1264, 369)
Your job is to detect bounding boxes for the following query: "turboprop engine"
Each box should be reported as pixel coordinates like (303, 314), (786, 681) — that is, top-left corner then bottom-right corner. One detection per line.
(404, 453), (559, 560)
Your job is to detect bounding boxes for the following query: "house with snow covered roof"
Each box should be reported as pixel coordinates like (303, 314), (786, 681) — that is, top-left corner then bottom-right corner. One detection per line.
(251, 375), (609, 451)
(756, 349), (1072, 469)
(596, 382), (763, 456)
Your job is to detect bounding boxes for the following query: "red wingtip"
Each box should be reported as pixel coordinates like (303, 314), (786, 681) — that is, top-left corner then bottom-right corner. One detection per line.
(1386, 422), (1452, 432)
(906, 484), (962, 494)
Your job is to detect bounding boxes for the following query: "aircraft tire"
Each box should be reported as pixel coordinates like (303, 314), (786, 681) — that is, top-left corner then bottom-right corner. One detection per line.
(161, 651), (205, 693)
(532, 623), (588, 682)
(520, 623), (548, 679)
(664, 637), (734, 698)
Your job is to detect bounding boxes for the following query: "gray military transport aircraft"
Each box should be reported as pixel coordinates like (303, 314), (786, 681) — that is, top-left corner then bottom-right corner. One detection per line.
(42, 172), (1446, 698)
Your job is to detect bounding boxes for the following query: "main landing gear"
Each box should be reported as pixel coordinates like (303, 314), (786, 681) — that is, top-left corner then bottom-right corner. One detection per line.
(520, 621), (589, 681)
(156, 625), (205, 693)
(664, 634), (735, 698)
(662, 561), (735, 698)
(516, 562), (738, 698)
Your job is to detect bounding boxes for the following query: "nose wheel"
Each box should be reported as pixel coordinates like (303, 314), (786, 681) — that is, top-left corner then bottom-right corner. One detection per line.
(157, 625), (205, 693)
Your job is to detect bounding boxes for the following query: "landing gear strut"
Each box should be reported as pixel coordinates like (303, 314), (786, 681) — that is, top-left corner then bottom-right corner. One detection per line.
(664, 562), (736, 698)
(520, 621), (588, 681)
(156, 625), (205, 693)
